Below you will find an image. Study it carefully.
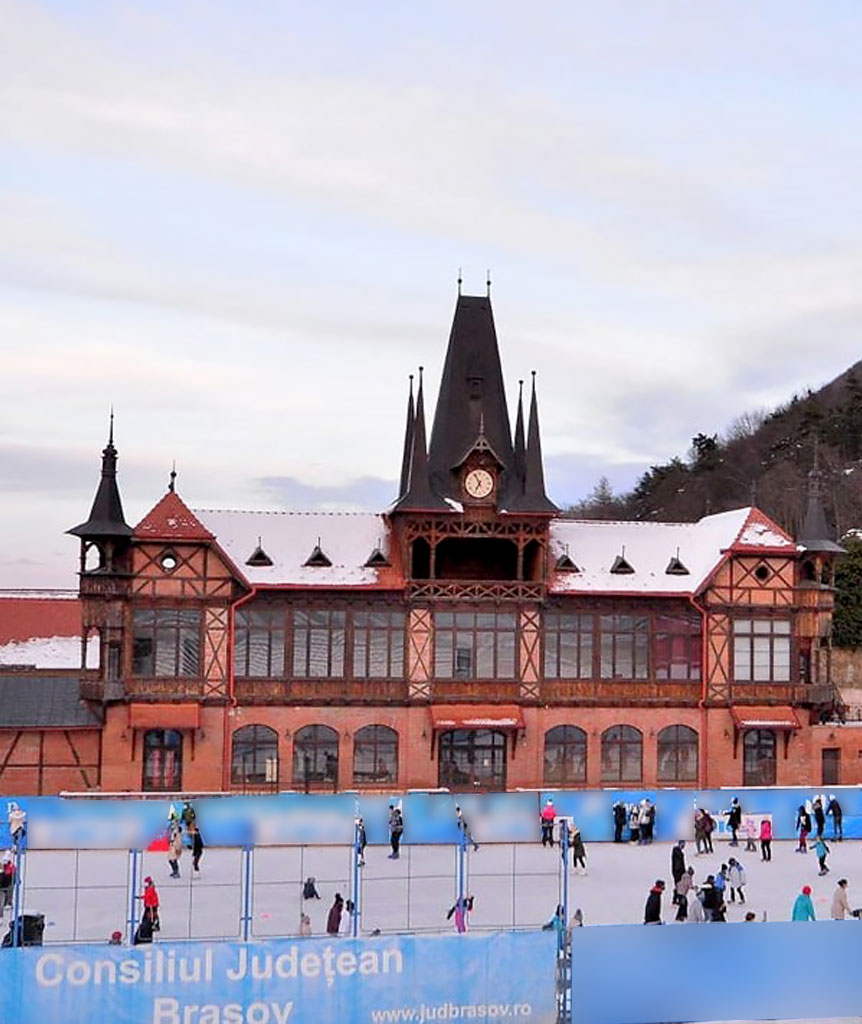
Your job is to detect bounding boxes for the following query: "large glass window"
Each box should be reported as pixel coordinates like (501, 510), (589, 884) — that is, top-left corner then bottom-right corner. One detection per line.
(657, 724), (698, 782)
(600, 616), (648, 680)
(235, 608), (284, 677)
(132, 609), (201, 677)
(600, 725), (642, 782)
(353, 725), (398, 784)
(142, 729), (183, 791)
(293, 725), (339, 786)
(292, 611), (345, 678)
(653, 615), (701, 680)
(733, 619), (791, 682)
(231, 725), (279, 787)
(438, 729), (507, 790)
(353, 612), (405, 678)
(543, 613), (593, 679)
(543, 725), (587, 785)
(743, 729), (776, 786)
(433, 611), (516, 680)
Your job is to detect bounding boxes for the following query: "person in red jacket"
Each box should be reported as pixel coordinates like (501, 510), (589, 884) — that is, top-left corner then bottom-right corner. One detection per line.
(541, 800), (556, 847)
(760, 819), (773, 862)
(141, 876), (160, 932)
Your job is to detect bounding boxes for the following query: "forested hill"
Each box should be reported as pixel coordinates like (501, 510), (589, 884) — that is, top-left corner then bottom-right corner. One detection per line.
(569, 358), (862, 539)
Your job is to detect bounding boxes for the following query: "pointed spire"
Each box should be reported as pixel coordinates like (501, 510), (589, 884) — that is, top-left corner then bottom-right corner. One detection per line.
(457, 268), (462, 296)
(799, 441), (843, 552)
(398, 375), (415, 499)
(68, 414), (132, 538)
(393, 367), (449, 511)
(510, 372), (557, 512)
(169, 460), (177, 493)
(512, 378), (526, 494)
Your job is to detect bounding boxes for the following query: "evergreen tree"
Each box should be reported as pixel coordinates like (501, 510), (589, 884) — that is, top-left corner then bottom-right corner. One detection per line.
(833, 536), (862, 648)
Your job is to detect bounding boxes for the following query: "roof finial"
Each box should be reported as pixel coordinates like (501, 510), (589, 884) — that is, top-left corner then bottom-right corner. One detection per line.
(419, 365), (424, 386)
(457, 269), (462, 296)
(108, 406), (114, 447)
(169, 460), (177, 493)
(409, 372), (414, 397)
(486, 270), (491, 297)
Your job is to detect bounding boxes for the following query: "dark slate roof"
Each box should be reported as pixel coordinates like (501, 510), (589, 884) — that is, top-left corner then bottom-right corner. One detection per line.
(428, 295), (515, 501)
(68, 436), (132, 538)
(0, 675), (102, 728)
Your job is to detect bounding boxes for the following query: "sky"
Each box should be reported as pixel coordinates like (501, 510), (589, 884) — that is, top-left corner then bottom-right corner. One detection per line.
(2, 1), (862, 588)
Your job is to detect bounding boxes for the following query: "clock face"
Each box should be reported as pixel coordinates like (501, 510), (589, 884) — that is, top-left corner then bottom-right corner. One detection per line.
(464, 468), (495, 500)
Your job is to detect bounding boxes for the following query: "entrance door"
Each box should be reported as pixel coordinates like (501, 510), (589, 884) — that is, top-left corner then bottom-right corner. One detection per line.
(438, 729), (507, 790)
(142, 729), (183, 791)
(822, 747), (841, 786)
(742, 729), (776, 786)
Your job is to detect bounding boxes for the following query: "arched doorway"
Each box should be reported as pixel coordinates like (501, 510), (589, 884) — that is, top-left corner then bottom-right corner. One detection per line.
(438, 729), (507, 790)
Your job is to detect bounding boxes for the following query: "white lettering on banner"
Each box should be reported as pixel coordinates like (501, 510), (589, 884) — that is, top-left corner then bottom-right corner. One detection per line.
(226, 945), (402, 987)
(36, 949), (216, 988)
(153, 998), (293, 1023)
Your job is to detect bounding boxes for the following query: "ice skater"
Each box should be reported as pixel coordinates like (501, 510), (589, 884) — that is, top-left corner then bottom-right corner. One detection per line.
(388, 804), (403, 859)
(671, 841), (686, 902)
(0, 852), (14, 920)
(326, 893), (344, 936)
(699, 875), (720, 922)
(355, 817), (367, 866)
(613, 800), (626, 843)
(447, 894), (474, 933)
(792, 885), (816, 921)
(815, 836), (831, 876)
(570, 823), (587, 873)
(540, 799), (556, 847)
(7, 804), (26, 849)
(760, 818), (772, 862)
(456, 805), (479, 852)
(743, 817), (757, 853)
(643, 880), (665, 924)
(675, 867), (694, 921)
(191, 826), (204, 873)
(628, 804), (640, 844)
(813, 797), (826, 839)
(831, 878), (852, 920)
(302, 876), (321, 900)
(796, 805), (812, 852)
(727, 797), (742, 847)
(727, 857), (746, 904)
(827, 795), (843, 841)
(167, 825), (183, 878)
(139, 876), (160, 932)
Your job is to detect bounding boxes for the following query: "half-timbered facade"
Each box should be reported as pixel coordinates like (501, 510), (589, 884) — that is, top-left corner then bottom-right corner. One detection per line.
(55, 293), (846, 794)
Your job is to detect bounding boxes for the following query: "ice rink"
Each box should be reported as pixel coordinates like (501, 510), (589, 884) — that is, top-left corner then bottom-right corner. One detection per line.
(7, 833), (862, 944)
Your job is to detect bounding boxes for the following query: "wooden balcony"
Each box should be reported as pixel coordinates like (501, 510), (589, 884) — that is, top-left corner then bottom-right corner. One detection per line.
(79, 574), (131, 599)
(407, 580), (544, 601)
(235, 678), (409, 705)
(540, 679), (701, 706)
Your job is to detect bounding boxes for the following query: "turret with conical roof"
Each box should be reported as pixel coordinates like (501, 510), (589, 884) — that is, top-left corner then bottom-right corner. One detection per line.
(392, 368), (449, 512)
(799, 448), (844, 554)
(508, 372), (558, 513)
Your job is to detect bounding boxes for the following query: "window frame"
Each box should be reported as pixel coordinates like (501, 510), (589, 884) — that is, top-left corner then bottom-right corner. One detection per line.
(292, 724), (339, 786)
(234, 608), (285, 678)
(733, 618), (792, 683)
(141, 729), (183, 792)
(292, 610), (346, 679)
(600, 724), (643, 783)
(437, 729), (508, 790)
(352, 611), (406, 679)
(543, 613), (594, 680)
(433, 610), (517, 681)
(231, 724), (279, 787)
(353, 724), (399, 785)
(742, 728), (777, 786)
(653, 614), (702, 681)
(599, 615), (649, 680)
(543, 725), (587, 785)
(656, 724), (699, 783)
(132, 608), (202, 678)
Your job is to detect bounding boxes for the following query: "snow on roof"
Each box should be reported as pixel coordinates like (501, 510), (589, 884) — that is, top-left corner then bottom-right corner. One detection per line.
(550, 507), (767, 595)
(0, 635), (98, 670)
(195, 509), (392, 587)
(0, 594), (83, 645)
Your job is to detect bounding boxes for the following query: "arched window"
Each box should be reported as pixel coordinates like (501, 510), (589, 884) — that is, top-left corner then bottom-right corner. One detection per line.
(743, 729), (776, 786)
(657, 725), (698, 783)
(600, 725), (642, 783)
(232, 725), (279, 787)
(353, 725), (398, 784)
(543, 726), (587, 785)
(142, 729), (183, 792)
(293, 725), (339, 787)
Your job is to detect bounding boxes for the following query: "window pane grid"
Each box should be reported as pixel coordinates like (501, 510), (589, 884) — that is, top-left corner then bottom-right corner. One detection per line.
(600, 616), (648, 680)
(733, 618), (793, 682)
(543, 613), (593, 679)
(293, 610), (346, 678)
(132, 609), (201, 678)
(434, 611), (517, 680)
(353, 611), (405, 679)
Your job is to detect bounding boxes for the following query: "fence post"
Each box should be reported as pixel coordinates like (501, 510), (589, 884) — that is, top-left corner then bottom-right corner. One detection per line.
(11, 840), (23, 947)
(128, 849), (141, 944)
(457, 821), (467, 908)
(558, 820), (570, 1024)
(351, 818), (361, 938)
(559, 821), (569, 954)
(241, 844), (253, 942)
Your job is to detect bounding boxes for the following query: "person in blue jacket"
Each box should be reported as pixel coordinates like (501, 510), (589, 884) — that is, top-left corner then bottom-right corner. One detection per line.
(792, 885), (816, 921)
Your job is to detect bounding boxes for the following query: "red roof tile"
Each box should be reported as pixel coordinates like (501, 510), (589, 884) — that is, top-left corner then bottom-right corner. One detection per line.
(135, 492), (214, 542)
(730, 507), (796, 552)
(0, 595), (81, 644)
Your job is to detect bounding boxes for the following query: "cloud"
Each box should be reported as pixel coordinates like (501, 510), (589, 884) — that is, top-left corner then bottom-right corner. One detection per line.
(255, 475), (397, 511)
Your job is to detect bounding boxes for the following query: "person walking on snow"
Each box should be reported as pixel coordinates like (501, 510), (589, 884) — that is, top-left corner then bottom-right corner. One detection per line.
(388, 804), (403, 859)
(570, 824), (587, 873)
(796, 805), (812, 852)
(815, 836), (831, 876)
(832, 878), (852, 919)
(140, 876), (160, 931)
(694, 809), (708, 855)
(541, 800), (556, 847)
(827, 795), (843, 841)
(813, 797), (826, 839)
(701, 809), (715, 853)
(743, 818), (758, 853)
(699, 875), (721, 922)
(191, 826), (204, 873)
(671, 841), (686, 902)
(675, 867), (694, 921)
(760, 819), (773, 862)
(355, 817), (367, 867)
(326, 893), (344, 936)
(644, 880), (665, 924)
(727, 798), (742, 847)
(792, 885), (816, 921)
(728, 858), (746, 904)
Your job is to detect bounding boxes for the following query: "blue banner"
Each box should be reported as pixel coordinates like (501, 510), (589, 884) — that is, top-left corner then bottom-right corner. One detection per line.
(0, 932), (556, 1024)
(571, 920), (862, 1024)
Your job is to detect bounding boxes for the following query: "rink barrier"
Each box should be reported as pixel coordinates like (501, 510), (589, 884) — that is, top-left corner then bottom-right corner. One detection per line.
(4, 786), (860, 850)
(0, 930), (557, 1024)
(571, 920), (862, 1024)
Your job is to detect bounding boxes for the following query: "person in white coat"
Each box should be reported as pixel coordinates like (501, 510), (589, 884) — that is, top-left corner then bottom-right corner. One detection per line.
(727, 858), (747, 904)
(832, 878), (852, 920)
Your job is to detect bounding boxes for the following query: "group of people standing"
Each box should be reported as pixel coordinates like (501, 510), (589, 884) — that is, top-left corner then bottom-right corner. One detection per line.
(610, 799), (656, 844)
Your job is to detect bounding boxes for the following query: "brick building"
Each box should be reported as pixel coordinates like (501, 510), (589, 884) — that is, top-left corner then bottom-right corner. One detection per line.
(4, 294), (850, 794)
